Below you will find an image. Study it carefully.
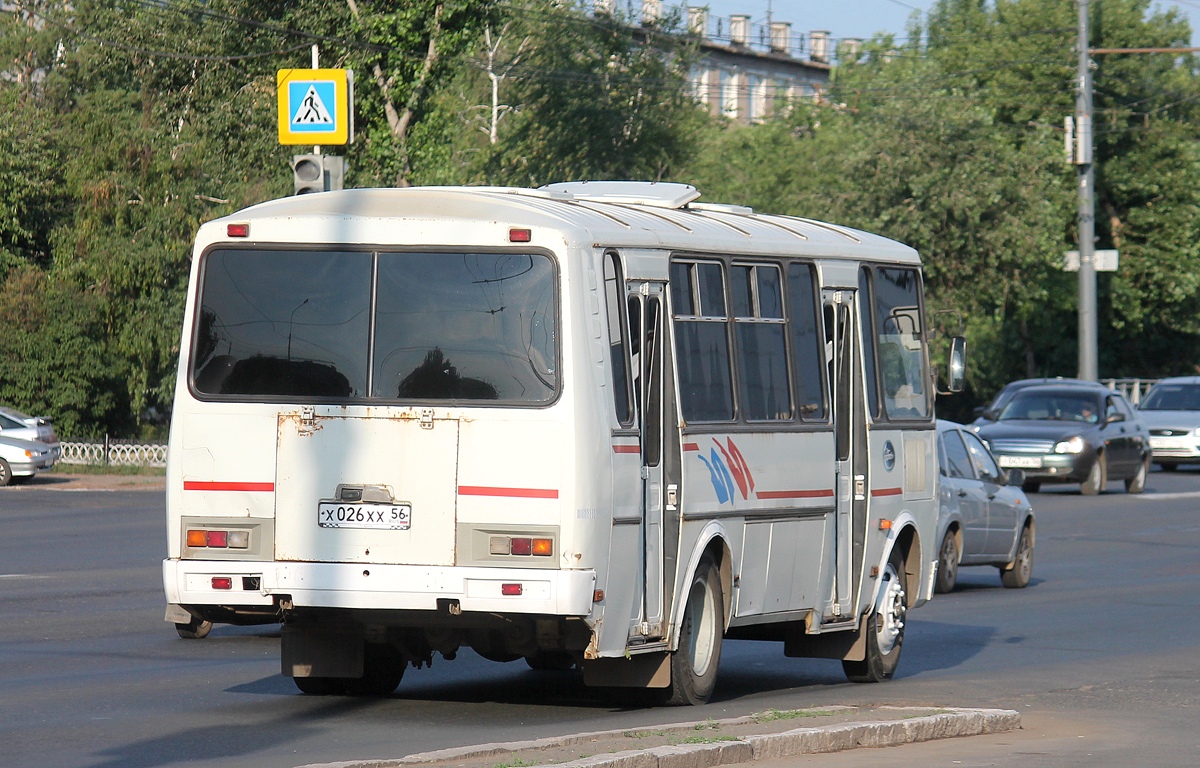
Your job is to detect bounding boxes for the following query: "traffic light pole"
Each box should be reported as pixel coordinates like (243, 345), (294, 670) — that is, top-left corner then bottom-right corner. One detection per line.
(1076, 0), (1097, 381)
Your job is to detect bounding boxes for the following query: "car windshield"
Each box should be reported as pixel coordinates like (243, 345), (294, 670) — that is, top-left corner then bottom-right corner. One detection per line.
(1141, 384), (1200, 411)
(999, 391), (1102, 423)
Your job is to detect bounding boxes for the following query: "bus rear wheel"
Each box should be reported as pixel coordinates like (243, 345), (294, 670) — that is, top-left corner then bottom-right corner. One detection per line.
(174, 616), (213, 639)
(662, 556), (723, 705)
(843, 550), (906, 683)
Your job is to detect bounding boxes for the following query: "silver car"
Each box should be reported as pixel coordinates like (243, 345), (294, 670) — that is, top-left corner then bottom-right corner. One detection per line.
(935, 420), (1036, 593)
(0, 407), (60, 458)
(1138, 376), (1200, 470)
(0, 435), (58, 485)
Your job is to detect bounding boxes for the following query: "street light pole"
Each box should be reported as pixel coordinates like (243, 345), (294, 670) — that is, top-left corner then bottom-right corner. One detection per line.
(1076, 0), (1098, 381)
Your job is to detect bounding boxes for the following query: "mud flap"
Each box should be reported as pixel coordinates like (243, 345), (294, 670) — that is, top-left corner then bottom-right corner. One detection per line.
(581, 652), (671, 688)
(282, 623), (364, 678)
(783, 614), (869, 661)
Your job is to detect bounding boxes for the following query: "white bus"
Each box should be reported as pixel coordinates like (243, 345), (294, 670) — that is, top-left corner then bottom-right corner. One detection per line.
(163, 181), (964, 704)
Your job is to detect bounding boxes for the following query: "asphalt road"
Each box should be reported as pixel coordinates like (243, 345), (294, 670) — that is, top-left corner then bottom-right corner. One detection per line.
(2, 470), (1199, 768)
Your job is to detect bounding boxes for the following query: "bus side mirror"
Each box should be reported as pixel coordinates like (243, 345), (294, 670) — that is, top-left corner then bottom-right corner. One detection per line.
(946, 336), (966, 393)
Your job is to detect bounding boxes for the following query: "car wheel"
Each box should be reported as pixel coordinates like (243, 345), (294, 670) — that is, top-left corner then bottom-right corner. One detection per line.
(662, 555), (724, 705)
(1021, 480), (1041, 493)
(1080, 454), (1106, 495)
(843, 549), (906, 683)
(0, 458), (11, 487)
(175, 616), (213, 639)
(935, 531), (959, 594)
(1125, 454), (1150, 494)
(1000, 525), (1034, 589)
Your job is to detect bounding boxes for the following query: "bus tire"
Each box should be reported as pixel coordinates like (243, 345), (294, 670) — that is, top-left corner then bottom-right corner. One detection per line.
(935, 531), (958, 594)
(344, 643), (405, 696)
(843, 549), (906, 683)
(525, 651), (575, 671)
(174, 616), (213, 639)
(293, 676), (345, 696)
(663, 556), (723, 706)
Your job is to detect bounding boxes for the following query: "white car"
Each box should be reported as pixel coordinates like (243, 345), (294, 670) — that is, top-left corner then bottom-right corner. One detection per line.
(1138, 376), (1200, 470)
(935, 420), (1036, 592)
(0, 435), (58, 486)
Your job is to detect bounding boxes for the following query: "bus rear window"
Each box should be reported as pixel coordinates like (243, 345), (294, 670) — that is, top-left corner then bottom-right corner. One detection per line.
(191, 249), (557, 404)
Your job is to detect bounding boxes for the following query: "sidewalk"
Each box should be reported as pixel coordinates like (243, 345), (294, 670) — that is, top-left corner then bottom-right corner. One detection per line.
(297, 705), (1020, 768)
(14, 471), (165, 491)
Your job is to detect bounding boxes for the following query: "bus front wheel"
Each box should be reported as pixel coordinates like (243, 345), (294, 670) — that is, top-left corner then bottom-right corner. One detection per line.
(662, 556), (723, 705)
(843, 550), (906, 683)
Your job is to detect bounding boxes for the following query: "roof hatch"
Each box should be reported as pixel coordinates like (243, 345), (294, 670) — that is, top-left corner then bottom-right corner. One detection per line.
(539, 181), (702, 209)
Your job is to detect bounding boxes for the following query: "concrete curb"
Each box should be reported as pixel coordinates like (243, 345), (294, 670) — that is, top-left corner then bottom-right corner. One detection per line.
(298, 706), (1020, 768)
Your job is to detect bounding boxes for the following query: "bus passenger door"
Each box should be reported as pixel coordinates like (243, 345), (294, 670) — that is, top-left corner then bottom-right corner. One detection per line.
(823, 290), (867, 622)
(628, 284), (669, 639)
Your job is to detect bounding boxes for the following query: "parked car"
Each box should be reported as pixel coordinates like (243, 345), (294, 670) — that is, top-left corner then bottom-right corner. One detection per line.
(0, 435), (58, 486)
(0, 407), (60, 458)
(971, 377), (1091, 426)
(973, 381), (1151, 495)
(935, 420), (1035, 592)
(1136, 376), (1200, 471)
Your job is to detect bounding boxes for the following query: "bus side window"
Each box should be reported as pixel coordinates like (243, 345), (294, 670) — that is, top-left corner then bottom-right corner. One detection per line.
(787, 263), (826, 421)
(604, 252), (633, 426)
(671, 260), (734, 422)
(858, 267), (881, 419)
(731, 264), (791, 421)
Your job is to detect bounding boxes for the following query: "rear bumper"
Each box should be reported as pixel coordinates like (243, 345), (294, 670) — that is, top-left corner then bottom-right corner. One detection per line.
(163, 559), (597, 616)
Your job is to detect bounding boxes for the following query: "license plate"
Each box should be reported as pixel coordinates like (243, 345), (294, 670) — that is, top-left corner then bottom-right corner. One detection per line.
(318, 502), (411, 530)
(1150, 437), (1183, 449)
(998, 455), (1042, 468)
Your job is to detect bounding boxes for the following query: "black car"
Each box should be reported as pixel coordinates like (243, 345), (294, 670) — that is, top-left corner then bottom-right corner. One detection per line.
(970, 377), (1092, 427)
(973, 382), (1151, 495)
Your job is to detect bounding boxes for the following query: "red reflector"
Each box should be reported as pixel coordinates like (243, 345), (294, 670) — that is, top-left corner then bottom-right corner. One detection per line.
(509, 228), (532, 243)
(211, 577), (233, 590)
(501, 583), (523, 596)
(510, 537), (532, 555)
(227, 223), (249, 238)
(206, 530), (228, 547)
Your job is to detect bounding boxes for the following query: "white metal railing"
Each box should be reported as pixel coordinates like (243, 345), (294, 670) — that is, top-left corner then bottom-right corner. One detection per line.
(60, 440), (168, 467)
(1101, 378), (1160, 405)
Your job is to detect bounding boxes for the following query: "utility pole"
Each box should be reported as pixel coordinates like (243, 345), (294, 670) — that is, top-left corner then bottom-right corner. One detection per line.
(1075, 0), (1097, 381)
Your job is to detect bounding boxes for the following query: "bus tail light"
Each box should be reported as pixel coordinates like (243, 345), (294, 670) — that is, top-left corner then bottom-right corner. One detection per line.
(488, 535), (554, 557)
(186, 528), (250, 549)
(211, 577), (233, 590)
(501, 583), (524, 596)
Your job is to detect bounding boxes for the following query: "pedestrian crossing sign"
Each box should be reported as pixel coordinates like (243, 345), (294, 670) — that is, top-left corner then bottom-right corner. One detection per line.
(277, 68), (353, 145)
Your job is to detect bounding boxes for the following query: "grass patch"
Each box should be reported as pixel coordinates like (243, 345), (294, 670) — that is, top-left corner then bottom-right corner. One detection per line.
(693, 718), (721, 731)
(752, 708), (838, 723)
(674, 735), (741, 745)
(48, 464), (165, 476)
(623, 729), (668, 739)
(494, 758), (538, 768)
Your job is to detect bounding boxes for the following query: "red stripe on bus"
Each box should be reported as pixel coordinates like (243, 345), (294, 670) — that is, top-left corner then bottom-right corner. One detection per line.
(755, 489), (835, 499)
(183, 481), (275, 492)
(612, 444), (641, 454)
(871, 487), (904, 497)
(458, 485), (559, 499)
(682, 443), (700, 452)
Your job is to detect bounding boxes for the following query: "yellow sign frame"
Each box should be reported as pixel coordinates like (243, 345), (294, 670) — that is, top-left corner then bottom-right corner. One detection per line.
(276, 68), (352, 146)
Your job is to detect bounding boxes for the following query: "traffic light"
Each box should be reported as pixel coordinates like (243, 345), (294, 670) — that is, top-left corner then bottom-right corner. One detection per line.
(291, 155), (347, 195)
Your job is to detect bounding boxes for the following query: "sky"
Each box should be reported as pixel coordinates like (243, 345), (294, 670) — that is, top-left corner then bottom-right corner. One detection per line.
(682, 0), (1200, 47)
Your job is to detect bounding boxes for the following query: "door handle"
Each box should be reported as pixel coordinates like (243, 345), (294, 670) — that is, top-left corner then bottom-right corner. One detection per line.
(957, 489), (968, 497)
(987, 492), (997, 500)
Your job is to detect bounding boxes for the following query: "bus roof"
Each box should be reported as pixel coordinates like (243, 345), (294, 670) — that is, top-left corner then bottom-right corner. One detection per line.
(200, 182), (920, 264)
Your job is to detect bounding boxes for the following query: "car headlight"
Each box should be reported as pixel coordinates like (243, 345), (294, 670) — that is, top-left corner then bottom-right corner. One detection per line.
(1054, 435), (1086, 454)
